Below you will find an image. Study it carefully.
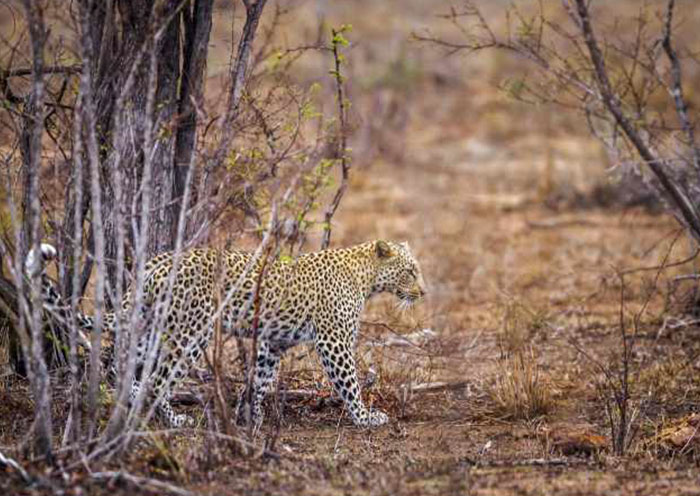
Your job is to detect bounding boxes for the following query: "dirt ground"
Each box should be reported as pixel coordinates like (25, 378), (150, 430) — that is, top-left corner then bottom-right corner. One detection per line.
(4, 0), (700, 494)
(234, 130), (700, 495)
(6, 113), (700, 494)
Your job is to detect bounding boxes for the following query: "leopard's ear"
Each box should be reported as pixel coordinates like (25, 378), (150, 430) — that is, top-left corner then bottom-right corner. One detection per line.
(375, 240), (393, 259)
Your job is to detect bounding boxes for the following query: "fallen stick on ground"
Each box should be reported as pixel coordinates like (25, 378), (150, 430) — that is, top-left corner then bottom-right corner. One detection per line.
(474, 457), (580, 468)
(400, 381), (471, 393)
(90, 471), (196, 496)
(527, 218), (600, 229)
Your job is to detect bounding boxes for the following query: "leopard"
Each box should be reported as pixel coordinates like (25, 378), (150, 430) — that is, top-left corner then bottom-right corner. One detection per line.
(25, 240), (427, 428)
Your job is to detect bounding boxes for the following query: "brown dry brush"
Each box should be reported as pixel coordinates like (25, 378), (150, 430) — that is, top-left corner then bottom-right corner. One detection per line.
(566, 232), (684, 456)
(0, 0), (355, 480)
(418, 0), (700, 242)
(418, 0), (700, 453)
(569, 274), (639, 456)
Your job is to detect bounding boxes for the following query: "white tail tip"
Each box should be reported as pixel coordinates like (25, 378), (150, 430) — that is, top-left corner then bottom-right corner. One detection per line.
(25, 243), (57, 277)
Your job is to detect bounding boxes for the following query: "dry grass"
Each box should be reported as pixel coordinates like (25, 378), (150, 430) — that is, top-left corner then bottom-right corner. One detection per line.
(487, 298), (554, 421)
(489, 347), (553, 421)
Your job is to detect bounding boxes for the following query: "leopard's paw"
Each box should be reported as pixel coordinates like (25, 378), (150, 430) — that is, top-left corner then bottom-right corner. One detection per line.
(368, 409), (389, 427)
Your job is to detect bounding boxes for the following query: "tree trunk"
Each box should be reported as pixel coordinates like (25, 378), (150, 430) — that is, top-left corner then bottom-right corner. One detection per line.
(173, 0), (214, 240)
(21, 0), (53, 462)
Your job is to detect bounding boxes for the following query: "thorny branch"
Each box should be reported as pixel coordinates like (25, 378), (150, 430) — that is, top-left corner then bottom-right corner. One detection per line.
(321, 26), (352, 250)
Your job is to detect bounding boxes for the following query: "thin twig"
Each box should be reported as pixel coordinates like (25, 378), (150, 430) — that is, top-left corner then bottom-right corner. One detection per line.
(321, 26), (351, 250)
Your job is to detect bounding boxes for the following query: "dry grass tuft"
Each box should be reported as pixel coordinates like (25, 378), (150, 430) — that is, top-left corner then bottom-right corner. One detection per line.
(490, 347), (553, 421)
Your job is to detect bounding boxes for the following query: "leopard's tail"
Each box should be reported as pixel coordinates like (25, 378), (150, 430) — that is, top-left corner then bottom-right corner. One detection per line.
(24, 243), (104, 350)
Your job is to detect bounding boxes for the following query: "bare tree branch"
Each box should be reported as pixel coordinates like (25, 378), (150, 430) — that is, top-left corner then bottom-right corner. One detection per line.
(572, 0), (700, 241)
(77, 0), (108, 440)
(321, 26), (351, 250)
(661, 0), (700, 174)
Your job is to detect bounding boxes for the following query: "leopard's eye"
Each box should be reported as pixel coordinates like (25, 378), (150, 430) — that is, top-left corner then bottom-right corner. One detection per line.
(407, 268), (416, 278)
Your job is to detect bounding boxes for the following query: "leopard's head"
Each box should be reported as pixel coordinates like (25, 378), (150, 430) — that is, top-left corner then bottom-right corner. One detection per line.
(372, 240), (426, 305)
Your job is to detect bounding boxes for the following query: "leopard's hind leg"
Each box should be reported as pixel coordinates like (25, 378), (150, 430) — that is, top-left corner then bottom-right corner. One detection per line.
(236, 339), (291, 428)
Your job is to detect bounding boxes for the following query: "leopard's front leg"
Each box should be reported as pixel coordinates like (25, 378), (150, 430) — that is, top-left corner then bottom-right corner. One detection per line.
(314, 331), (388, 428)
